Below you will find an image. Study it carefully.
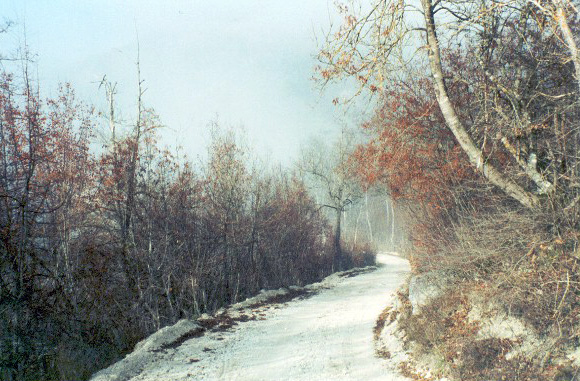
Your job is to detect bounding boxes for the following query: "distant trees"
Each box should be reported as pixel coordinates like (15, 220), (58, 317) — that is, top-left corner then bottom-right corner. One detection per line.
(341, 189), (400, 252)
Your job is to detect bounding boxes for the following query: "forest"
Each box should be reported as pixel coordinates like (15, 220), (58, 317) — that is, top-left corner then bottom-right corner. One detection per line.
(2, 0), (580, 378)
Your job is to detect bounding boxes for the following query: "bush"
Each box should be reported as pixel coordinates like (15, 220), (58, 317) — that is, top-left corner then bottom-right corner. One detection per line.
(341, 240), (377, 268)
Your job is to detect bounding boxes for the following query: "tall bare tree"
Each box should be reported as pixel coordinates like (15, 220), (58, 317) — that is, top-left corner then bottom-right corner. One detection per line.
(299, 131), (362, 270)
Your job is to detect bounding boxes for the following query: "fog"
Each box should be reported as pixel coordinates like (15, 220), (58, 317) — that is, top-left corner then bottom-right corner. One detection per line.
(0, 0), (360, 165)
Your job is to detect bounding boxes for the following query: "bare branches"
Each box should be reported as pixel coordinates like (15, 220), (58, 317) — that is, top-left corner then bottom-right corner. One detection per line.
(319, 0), (580, 209)
(316, 0), (411, 98)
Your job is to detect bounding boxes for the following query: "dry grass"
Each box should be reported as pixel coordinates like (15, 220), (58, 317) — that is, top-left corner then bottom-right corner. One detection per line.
(397, 361), (437, 381)
(374, 306), (392, 341)
(341, 240), (377, 268)
(395, 205), (580, 380)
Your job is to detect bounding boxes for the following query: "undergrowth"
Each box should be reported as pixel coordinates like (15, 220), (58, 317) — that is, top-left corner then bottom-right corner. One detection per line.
(394, 206), (580, 381)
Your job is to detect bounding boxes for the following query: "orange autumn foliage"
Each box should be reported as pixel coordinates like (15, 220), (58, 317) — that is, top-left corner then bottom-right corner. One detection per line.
(353, 79), (476, 213)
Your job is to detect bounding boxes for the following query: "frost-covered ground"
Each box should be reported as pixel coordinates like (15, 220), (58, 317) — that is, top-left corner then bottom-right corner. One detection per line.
(93, 253), (410, 381)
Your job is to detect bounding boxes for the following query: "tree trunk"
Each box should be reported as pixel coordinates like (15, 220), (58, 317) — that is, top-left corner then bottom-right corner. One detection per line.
(555, 1), (580, 94)
(421, 0), (539, 209)
(353, 206), (362, 250)
(389, 198), (396, 248)
(365, 192), (373, 244)
(334, 208), (342, 271)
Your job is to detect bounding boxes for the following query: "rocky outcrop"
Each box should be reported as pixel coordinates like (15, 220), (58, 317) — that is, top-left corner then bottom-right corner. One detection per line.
(407, 270), (457, 314)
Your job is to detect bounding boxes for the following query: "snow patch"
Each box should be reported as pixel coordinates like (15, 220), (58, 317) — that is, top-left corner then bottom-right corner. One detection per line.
(375, 279), (451, 381)
(567, 346), (580, 367)
(468, 304), (541, 361)
(91, 319), (203, 381)
(375, 296), (411, 370)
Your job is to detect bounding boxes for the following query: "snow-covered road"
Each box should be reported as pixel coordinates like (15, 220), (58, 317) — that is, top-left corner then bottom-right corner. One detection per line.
(130, 253), (410, 381)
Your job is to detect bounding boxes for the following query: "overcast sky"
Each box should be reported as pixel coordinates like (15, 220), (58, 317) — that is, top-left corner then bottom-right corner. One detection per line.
(0, 0), (361, 165)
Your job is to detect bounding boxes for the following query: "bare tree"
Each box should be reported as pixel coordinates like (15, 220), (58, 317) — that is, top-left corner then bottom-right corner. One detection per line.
(299, 131), (362, 270)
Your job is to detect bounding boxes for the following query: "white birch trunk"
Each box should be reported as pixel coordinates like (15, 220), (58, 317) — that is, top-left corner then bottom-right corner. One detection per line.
(421, 0), (540, 209)
(365, 192), (374, 244)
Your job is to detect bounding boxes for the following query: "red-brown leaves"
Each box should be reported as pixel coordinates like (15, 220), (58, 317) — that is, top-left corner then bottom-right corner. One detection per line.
(353, 78), (474, 213)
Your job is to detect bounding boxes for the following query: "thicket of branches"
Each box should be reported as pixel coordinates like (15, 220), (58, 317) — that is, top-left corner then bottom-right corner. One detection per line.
(0, 60), (374, 380)
(320, 0), (580, 377)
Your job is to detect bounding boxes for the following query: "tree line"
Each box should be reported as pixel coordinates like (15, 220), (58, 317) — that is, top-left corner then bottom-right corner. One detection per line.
(0, 55), (373, 380)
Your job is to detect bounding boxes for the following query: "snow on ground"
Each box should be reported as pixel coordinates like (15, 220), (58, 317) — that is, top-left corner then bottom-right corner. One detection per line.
(94, 253), (411, 381)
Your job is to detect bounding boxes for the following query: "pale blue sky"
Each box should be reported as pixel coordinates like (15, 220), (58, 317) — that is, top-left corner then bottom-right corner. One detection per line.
(0, 1), (359, 165)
